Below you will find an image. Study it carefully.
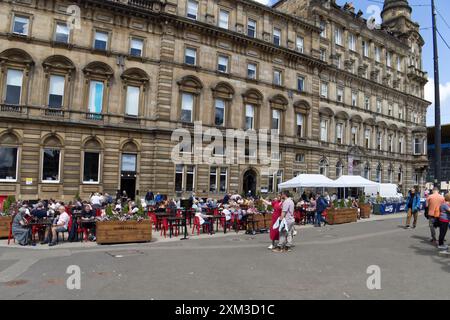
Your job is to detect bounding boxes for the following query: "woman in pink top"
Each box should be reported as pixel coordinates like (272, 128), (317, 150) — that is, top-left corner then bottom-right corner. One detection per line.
(263, 196), (282, 250)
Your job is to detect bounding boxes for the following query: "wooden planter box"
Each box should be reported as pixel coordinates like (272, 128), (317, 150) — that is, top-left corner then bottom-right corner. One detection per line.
(0, 216), (12, 238)
(247, 214), (273, 231)
(360, 204), (372, 219)
(326, 208), (358, 225)
(96, 220), (152, 244)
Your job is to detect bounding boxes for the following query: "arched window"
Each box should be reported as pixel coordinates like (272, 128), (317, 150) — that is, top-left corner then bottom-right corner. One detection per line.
(212, 82), (234, 127)
(269, 94), (288, 135)
(121, 68), (150, 118)
(0, 48), (34, 111)
(82, 137), (102, 184)
(398, 166), (403, 185)
(83, 61), (114, 120)
(0, 131), (20, 182)
(42, 55), (75, 112)
(319, 158), (329, 176)
(41, 135), (63, 183)
(177, 75), (203, 123)
(387, 164), (393, 183)
(242, 89), (263, 130)
(376, 163), (382, 183)
(335, 161), (344, 178)
(294, 100), (311, 139)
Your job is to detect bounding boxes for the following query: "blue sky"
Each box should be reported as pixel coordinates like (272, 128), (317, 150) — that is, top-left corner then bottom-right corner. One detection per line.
(261, 0), (450, 126)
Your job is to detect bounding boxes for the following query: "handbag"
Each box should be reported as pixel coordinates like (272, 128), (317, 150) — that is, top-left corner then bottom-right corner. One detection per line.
(272, 218), (280, 229)
(424, 206), (429, 219)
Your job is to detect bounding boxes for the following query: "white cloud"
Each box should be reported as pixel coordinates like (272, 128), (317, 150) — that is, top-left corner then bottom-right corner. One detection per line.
(425, 78), (450, 126)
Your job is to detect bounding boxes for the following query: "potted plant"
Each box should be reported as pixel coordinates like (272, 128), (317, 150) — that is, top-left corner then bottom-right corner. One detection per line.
(0, 195), (15, 238)
(359, 194), (372, 219)
(373, 195), (383, 215)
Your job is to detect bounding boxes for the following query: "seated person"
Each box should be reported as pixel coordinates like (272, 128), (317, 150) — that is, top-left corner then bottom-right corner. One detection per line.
(31, 202), (48, 219)
(42, 206), (70, 246)
(12, 208), (32, 246)
(80, 204), (96, 241)
(194, 206), (214, 235)
(81, 204), (94, 218)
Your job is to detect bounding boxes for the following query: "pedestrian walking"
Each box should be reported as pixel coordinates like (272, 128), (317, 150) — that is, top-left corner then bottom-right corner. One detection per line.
(425, 187), (444, 244)
(273, 191), (295, 253)
(437, 193), (450, 251)
(405, 187), (420, 229)
(263, 196), (282, 250)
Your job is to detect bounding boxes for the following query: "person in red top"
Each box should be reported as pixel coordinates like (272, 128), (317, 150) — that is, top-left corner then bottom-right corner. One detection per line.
(263, 196), (282, 250)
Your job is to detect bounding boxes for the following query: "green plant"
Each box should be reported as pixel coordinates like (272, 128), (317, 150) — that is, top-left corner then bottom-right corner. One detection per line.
(333, 199), (339, 208)
(105, 204), (113, 217)
(346, 199), (352, 208)
(122, 203), (129, 215)
(358, 194), (366, 204)
(339, 199), (345, 209)
(2, 195), (16, 214)
(267, 204), (273, 212)
(376, 195), (383, 204)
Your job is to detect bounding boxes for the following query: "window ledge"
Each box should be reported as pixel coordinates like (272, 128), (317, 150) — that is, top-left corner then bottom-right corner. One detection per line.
(0, 180), (17, 183)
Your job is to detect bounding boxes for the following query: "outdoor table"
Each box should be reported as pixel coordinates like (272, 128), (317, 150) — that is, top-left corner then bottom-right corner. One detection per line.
(25, 220), (52, 243)
(154, 213), (172, 231)
(204, 215), (223, 233)
(166, 216), (184, 238)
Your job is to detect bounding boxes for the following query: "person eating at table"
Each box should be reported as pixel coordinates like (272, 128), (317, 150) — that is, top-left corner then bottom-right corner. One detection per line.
(42, 206), (70, 246)
(31, 202), (48, 219)
(194, 201), (214, 235)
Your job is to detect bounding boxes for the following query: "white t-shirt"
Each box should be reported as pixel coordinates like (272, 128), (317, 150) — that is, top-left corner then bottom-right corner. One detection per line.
(222, 209), (231, 221)
(91, 195), (101, 206)
(57, 212), (70, 229)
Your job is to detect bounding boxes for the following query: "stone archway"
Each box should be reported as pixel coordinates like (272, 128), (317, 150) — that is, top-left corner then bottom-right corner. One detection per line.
(242, 169), (257, 197)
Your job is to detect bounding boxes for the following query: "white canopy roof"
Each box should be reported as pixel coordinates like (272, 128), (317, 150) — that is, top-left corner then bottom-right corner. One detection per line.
(278, 174), (334, 189)
(330, 175), (379, 188)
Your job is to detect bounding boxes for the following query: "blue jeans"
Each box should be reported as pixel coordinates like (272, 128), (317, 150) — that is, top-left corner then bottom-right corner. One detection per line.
(315, 212), (326, 226)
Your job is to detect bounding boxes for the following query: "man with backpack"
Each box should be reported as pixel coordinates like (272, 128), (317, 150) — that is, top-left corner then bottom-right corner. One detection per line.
(315, 193), (329, 227)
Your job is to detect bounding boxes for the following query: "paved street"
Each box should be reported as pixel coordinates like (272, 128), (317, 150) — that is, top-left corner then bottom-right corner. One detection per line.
(0, 214), (449, 300)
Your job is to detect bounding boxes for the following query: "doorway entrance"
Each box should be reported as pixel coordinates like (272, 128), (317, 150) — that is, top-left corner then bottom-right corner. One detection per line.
(243, 169), (257, 197)
(120, 153), (137, 200)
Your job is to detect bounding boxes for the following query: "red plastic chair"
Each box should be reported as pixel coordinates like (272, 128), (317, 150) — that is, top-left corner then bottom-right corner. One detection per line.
(7, 221), (15, 245)
(192, 216), (210, 235)
(95, 208), (102, 217)
(160, 218), (168, 238)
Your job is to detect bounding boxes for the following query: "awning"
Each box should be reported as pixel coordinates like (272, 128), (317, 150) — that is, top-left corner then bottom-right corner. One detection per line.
(278, 174), (334, 189)
(330, 175), (379, 188)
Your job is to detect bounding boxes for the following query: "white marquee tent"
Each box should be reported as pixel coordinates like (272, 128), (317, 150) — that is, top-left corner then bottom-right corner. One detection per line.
(329, 175), (379, 188)
(278, 174), (334, 189)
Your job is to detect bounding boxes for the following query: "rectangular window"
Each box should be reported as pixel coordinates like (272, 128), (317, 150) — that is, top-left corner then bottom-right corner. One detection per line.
(297, 76), (305, 92)
(273, 28), (281, 46)
(48, 75), (65, 108)
(365, 129), (371, 149)
(273, 70), (282, 86)
(175, 164), (183, 192)
(55, 22), (69, 43)
(42, 148), (60, 182)
(351, 127), (358, 145)
(121, 153), (137, 172)
(414, 138), (421, 155)
(13, 16), (29, 35)
(125, 86), (140, 116)
(217, 55), (229, 73)
(214, 98), (225, 126)
(320, 82), (328, 98)
(296, 113), (304, 138)
(247, 19), (256, 38)
(365, 96), (370, 110)
(219, 167), (227, 192)
(375, 46), (381, 62)
(88, 81), (104, 114)
(83, 152), (100, 183)
(352, 92), (358, 107)
(320, 119), (328, 142)
(399, 137), (403, 153)
(320, 48), (327, 61)
(187, 0), (198, 19)
(376, 100), (382, 113)
(320, 20), (326, 38)
(387, 51), (392, 67)
(245, 104), (254, 130)
(348, 34), (356, 51)
(377, 132), (382, 151)
(362, 40), (369, 57)
(185, 165), (195, 192)
(268, 170), (283, 193)
(337, 87), (344, 102)
(247, 63), (257, 79)
(296, 36), (304, 53)
(218, 9), (229, 29)
(94, 31), (108, 51)
(388, 135), (393, 152)
(5, 69), (23, 105)
(130, 38), (144, 57)
(335, 27), (342, 46)
(397, 56), (402, 71)
(185, 47), (197, 65)
(181, 93), (194, 122)
(388, 104), (393, 116)
(0, 147), (18, 181)
(272, 109), (281, 133)
(336, 123), (343, 144)
(209, 167), (217, 192)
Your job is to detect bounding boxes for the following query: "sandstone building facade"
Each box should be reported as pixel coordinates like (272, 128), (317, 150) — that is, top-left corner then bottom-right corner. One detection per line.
(0, 0), (429, 200)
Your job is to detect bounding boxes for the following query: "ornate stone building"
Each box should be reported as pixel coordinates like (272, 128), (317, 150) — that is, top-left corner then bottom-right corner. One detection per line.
(0, 0), (429, 201)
